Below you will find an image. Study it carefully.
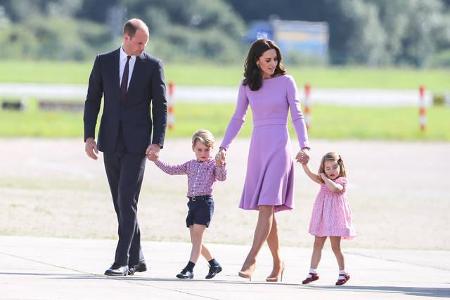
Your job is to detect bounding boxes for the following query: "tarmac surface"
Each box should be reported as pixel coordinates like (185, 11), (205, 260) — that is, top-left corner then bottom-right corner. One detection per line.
(0, 236), (449, 300)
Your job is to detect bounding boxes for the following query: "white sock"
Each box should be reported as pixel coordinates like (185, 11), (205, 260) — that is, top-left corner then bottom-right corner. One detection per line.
(338, 270), (347, 279)
(307, 268), (317, 277)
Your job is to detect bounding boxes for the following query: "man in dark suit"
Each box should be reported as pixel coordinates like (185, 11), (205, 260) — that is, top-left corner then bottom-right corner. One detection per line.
(84, 18), (167, 276)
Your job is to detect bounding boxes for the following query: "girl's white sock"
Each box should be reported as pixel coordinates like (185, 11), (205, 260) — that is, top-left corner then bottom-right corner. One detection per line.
(307, 268), (317, 277)
(338, 269), (347, 279)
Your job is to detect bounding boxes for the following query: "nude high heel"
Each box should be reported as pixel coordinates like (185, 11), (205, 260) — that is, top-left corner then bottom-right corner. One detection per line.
(266, 262), (285, 282)
(238, 262), (256, 281)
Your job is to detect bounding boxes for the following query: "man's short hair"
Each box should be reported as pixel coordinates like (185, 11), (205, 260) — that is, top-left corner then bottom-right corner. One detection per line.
(123, 18), (149, 37)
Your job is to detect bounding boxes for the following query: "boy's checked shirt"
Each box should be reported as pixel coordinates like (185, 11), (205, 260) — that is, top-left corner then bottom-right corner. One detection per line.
(154, 158), (227, 197)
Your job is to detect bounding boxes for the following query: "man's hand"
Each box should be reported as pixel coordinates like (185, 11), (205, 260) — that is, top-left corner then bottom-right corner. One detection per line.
(85, 137), (98, 160)
(146, 144), (161, 161)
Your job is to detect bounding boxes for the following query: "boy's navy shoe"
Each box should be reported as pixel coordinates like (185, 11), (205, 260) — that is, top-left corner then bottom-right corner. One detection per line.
(205, 264), (222, 279)
(177, 269), (194, 279)
(176, 269), (194, 279)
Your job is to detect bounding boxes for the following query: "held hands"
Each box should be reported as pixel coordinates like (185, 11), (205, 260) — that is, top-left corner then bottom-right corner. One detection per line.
(296, 148), (310, 165)
(146, 144), (161, 161)
(215, 148), (226, 166)
(85, 137), (98, 160)
(319, 173), (328, 181)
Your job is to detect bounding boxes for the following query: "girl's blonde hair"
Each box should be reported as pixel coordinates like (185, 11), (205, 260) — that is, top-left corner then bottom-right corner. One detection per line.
(318, 152), (347, 179)
(192, 129), (215, 148)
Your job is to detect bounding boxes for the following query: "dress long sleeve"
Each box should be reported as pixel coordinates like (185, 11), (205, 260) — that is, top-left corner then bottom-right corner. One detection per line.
(220, 84), (249, 150)
(286, 76), (310, 149)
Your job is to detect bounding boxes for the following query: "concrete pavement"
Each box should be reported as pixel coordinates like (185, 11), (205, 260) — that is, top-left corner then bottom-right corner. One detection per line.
(0, 236), (449, 299)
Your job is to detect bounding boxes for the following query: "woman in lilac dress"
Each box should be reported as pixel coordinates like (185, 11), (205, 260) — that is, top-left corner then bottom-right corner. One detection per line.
(215, 39), (311, 281)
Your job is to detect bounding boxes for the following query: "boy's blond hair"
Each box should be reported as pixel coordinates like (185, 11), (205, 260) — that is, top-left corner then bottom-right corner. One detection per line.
(192, 129), (215, 148)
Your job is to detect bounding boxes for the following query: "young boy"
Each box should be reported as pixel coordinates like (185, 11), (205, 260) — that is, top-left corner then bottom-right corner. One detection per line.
(148, 129), (226, 279)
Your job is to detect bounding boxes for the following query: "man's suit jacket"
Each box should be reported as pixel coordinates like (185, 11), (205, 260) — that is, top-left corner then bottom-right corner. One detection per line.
(84, 48), (167, 154)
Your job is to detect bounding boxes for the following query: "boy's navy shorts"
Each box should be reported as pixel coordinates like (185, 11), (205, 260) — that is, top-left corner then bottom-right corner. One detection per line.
(186, 195), (214, 228)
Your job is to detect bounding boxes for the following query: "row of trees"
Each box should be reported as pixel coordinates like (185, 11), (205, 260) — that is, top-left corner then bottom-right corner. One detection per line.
(228, 0), (450, 67)
(0, 0), (246, 62)
(1, 0), (449, 67)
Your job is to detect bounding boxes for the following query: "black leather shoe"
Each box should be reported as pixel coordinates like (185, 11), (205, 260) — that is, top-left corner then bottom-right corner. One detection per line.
(176, 269), (194, 279)
(104, 264), (129, 276)
(128, 262), (147, 275)
(205, 264), (222, 279)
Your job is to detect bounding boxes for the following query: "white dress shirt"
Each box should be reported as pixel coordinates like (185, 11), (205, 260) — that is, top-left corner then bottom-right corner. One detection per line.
(119, 47), (137, 88)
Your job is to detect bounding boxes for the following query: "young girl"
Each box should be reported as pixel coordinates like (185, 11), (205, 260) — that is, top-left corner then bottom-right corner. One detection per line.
(148, 129), (226, 280)
(300, 152), (355, 286)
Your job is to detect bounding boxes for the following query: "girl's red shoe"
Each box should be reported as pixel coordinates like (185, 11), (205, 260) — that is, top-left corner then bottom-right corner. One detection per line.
(335, 273), (350, 286)
(302, 273), (319, 284)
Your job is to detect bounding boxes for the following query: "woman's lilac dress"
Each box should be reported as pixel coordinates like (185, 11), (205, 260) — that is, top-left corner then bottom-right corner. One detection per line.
(220, 75), (310, 212)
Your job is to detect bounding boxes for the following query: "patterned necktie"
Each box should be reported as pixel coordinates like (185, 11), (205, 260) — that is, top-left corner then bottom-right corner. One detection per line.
(121, 55), (131, 98)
